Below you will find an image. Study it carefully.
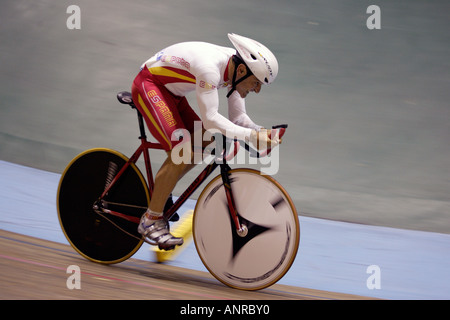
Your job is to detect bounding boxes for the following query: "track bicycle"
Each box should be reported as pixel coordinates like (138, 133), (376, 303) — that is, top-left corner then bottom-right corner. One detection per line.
(57, 91), (300, 290)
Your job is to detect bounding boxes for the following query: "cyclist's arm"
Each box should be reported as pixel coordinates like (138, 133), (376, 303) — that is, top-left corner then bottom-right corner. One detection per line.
(196, 72), (252, 142)
(227, 90), (263, 131)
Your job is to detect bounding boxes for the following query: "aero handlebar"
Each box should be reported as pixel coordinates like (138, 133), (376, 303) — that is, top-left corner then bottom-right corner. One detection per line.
(240, 124), (288, 159)
(221, 124), (288, 161)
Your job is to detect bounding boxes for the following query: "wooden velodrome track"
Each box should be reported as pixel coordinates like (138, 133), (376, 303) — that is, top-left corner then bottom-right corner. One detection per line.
(0, 229), (373, 300)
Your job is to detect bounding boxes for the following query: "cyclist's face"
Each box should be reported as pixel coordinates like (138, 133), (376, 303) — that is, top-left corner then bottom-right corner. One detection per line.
(237, 75), (262, 98)
(235, 64), (262, 98)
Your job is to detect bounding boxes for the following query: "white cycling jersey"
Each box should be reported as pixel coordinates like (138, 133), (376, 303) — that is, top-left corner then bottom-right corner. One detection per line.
(140, 41), (262, 141)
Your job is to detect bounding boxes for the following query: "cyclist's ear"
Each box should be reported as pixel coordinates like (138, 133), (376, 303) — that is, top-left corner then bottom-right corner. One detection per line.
(237, 64), (247, 76)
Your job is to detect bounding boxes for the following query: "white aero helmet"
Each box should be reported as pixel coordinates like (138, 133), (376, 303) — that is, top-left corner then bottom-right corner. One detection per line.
(228, 33), (279, 84)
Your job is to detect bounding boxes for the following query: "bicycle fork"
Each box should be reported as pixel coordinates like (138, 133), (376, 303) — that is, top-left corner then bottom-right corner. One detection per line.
(220, 164), (248, 237)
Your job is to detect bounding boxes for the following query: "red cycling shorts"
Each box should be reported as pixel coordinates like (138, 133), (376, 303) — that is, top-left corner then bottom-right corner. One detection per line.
(131, 67), (201, 151)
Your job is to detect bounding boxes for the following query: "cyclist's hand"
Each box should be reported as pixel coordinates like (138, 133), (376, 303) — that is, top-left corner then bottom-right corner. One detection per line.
(250, 129), (280, 150)
(269, 127), (283, 145)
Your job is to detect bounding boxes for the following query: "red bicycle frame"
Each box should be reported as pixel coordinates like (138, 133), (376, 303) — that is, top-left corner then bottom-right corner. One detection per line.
(98, 91), (286, 233)
(97, 99), (239, 228)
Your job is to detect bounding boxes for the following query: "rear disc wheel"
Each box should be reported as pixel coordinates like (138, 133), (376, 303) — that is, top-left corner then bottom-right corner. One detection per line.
(57, 148), (149, 264)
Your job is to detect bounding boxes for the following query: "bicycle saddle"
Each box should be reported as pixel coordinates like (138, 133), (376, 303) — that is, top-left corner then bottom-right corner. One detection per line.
(117, 91), (134, 106)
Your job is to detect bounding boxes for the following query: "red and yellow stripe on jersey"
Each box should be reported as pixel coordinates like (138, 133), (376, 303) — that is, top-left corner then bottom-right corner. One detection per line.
(147, 66), (196, 86)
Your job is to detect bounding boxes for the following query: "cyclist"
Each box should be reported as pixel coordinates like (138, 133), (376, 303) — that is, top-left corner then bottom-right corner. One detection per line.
(132, 33), (280, 250)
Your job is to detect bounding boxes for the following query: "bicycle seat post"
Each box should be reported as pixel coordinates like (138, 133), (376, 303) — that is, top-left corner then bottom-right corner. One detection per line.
(116, 91), (148, 141)
(136, 110), (147, 140)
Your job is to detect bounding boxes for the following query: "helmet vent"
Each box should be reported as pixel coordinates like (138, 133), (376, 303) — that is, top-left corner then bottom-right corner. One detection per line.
(250, 54), (257, 60)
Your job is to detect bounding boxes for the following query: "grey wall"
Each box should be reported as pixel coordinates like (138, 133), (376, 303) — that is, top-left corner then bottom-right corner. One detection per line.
(1, 0), (449, 233)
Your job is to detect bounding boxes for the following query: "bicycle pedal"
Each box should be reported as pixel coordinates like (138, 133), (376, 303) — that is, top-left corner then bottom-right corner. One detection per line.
(158, 244), (176, 251)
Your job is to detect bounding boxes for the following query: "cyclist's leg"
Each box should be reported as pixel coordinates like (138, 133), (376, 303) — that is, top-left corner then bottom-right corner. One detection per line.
(148, 97), (205, 212)
(131, 75), (199, 210)
(131, 70), (198, 249)
(138, 151), (187, 249)
(176, 95), (206, 171)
